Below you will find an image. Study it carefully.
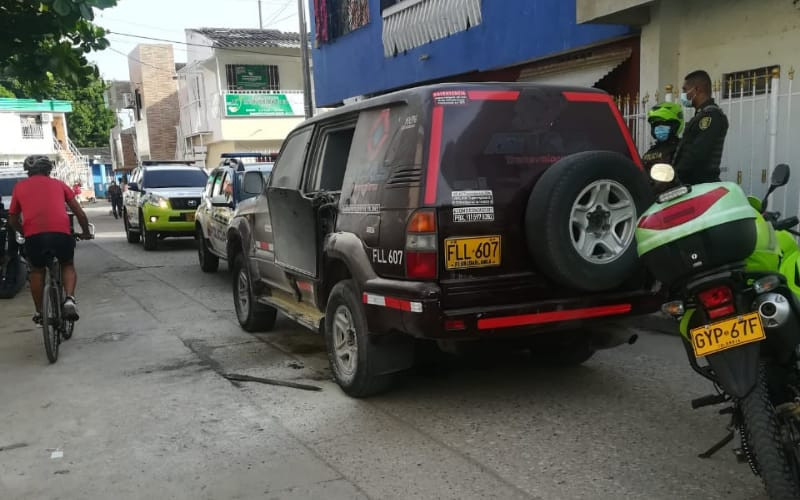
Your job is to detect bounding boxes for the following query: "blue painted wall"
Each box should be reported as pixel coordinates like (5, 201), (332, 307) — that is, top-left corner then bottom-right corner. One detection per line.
(309, 0), (634, 106)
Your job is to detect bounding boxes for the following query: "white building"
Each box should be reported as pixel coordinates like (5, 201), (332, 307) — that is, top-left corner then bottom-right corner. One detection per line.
(579, 0), (800, 214)
(0, 97), (91, 189)
(176, 28), (306, 169)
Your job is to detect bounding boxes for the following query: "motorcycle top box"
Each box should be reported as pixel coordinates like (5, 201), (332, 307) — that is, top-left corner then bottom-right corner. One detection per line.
(636, 182), (758, 285)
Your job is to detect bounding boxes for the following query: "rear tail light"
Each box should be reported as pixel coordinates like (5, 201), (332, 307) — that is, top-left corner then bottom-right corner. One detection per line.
(697, 285), (735, 319)
(638, 187), (729, 230)
(406, 209), (437, 279)
(444, 319), (466, 331)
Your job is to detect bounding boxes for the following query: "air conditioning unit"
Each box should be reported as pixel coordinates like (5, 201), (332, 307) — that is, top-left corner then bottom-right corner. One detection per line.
(122, 93), (135, 108)
(40, 113), (53, 123)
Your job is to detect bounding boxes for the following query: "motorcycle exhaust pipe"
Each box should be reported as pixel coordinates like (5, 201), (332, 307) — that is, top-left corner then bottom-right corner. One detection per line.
(754, 293), (792, 329)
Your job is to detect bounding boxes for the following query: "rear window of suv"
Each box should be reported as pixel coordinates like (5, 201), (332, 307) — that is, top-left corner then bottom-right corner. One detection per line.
(431, 89), (633, 204)
(143, 169), (208, 189)
(0, 177), (23, 196)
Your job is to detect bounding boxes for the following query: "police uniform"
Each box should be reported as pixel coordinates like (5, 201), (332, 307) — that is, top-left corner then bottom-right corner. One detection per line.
(641, 137), (680, 173)
(672, 99), (729, 185)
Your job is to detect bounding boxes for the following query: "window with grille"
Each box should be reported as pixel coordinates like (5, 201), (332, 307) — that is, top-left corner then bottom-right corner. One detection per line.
(20, 115), (43, 139)
(722, 65), (780, 99)
(225, 64), (280, 91)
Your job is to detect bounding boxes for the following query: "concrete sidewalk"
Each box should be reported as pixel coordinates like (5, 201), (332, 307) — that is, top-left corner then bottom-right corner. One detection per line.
(0, 215), (368, 499)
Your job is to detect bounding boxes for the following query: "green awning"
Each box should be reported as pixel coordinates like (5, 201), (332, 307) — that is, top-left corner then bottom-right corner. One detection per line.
(0, 98), (73, 113)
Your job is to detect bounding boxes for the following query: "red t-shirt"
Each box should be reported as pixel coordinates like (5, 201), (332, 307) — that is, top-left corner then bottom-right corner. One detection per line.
(9, 176), (75, 236)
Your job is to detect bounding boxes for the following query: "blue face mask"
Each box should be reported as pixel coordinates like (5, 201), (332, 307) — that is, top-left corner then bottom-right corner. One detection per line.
(654, 125), (671, 142)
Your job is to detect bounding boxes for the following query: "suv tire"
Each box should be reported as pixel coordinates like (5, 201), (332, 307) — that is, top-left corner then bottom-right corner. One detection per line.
(197, 227), (219, 273)
(525, 151), (651, 292)
(123, 211), (140, 243)
(232, 253), (276, 332)
(324, 280), (398, 397)
(140, 211), (157, 251)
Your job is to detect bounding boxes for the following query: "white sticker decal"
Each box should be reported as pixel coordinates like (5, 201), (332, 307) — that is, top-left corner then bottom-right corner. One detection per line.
(341, 204), (381, 214)
(451, 190), (494, 207)
(372, 248), (404, 266)
(453, 206), (495, 223)
(400, 115), (418, 131)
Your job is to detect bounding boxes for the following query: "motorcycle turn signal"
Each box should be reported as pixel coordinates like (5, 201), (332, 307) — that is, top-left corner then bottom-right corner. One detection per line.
(661, 300), (685, 317)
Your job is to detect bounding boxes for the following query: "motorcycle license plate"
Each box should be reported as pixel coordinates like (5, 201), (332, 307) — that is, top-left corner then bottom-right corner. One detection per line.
(689, 312), (766, 358)
(444, 236), (501, 270)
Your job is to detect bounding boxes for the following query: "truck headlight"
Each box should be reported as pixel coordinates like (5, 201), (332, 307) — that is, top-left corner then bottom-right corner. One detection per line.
(148, 194), (169, 209)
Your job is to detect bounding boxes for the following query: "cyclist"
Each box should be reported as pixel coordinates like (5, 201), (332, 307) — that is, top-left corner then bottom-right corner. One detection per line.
(7, 156), (91, 324)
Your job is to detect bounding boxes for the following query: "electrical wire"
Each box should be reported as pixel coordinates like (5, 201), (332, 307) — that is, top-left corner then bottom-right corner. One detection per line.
(108, 30), (300, 57)
(107, 46), (178, 76)
(262, 0), (294, 27)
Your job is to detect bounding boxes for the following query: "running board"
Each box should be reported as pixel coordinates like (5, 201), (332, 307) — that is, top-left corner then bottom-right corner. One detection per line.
(258, 291), (324, 333)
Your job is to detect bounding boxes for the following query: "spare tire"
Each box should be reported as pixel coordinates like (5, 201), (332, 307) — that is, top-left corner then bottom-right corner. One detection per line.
(525, 151), (652, 292)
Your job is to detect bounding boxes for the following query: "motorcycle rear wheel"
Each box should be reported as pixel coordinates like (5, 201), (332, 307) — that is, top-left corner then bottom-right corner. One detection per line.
(740, 364), (800, 499)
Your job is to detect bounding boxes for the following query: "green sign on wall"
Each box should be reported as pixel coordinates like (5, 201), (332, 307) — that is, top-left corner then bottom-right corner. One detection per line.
(233, 65), (269, 90)
(224, 93), (301, 117)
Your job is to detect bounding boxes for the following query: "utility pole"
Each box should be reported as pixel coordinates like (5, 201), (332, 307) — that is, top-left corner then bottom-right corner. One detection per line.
(297, 0), (314, 118)
(258, 0), (263, 29)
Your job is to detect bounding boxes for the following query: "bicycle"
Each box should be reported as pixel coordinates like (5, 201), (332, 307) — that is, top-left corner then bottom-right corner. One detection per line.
(41, 223), (94, 363)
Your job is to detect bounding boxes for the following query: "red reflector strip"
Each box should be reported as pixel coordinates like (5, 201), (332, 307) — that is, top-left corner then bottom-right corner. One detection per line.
(362, 293), (423, 313)
(638, 187), (729, 230)
(561, 91), (642, 169)
(297, 281), (313, 293)
(256, 241), (273, 251)
(467, 90), (520, 101)
(477, 304), (632, 330)
(424, 106), (445, 205)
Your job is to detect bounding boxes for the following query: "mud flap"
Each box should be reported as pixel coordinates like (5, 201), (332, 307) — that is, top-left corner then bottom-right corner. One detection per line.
(705, 342), (761, 398)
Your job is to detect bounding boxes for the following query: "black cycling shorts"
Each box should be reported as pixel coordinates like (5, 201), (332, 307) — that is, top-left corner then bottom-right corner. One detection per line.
(25, 232), (75, 268)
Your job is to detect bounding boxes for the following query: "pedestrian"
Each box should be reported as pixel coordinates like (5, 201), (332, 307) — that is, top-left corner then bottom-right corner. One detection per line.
(72, 181), (83, 206)
(672, 70), (729, 185)
(641, 101), (684, 174)
(107, 181), (123, 219)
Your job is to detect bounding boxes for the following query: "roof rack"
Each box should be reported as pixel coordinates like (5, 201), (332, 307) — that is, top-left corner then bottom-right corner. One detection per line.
(141, 160), (196, 166)
(219, 152), (277, 171)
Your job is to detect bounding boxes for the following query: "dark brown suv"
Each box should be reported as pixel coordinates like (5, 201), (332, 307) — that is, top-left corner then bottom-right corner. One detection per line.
(228, 83), (659, 397)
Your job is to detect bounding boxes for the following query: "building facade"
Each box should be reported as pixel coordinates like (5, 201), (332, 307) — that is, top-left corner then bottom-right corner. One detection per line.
(128, 44), (181, 163)
(0, 98), (92, 193)
(308, 0), (638, 106)
(579, 0), (800, 214)
(176, 28), (306, 168)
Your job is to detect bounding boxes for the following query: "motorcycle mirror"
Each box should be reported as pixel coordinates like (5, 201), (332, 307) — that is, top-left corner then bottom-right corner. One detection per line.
(650, 163), (676, 183)
(771, 164), (790, 187)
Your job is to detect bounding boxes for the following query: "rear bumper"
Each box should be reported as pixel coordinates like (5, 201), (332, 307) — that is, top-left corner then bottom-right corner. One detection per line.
(361, 278), (662, 340)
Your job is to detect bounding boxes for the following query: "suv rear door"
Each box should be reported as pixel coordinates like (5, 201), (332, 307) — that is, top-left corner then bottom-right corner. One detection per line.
(426, 87), (637, 308)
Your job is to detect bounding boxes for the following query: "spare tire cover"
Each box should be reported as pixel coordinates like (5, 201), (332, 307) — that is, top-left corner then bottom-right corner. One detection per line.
(525, 151), (652, 292)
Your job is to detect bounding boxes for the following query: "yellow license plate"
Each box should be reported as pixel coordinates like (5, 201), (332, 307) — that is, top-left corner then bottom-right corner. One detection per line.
(689, 312), (765, 357)
(185, 213), (195, 222)
(444, 236), (501, 270)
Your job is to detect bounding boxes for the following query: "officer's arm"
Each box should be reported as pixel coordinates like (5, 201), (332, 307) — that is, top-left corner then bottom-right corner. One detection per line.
(674, 114), (726, 178)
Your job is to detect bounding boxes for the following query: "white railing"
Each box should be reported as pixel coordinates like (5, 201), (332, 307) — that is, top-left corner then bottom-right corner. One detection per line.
(52, 137), (91, 188)
(225, 89), (304, 95)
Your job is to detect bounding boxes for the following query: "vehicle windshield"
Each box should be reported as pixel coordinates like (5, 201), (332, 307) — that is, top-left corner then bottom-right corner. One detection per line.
(0, 177), (23, 196)
(143, 169), (207, 189)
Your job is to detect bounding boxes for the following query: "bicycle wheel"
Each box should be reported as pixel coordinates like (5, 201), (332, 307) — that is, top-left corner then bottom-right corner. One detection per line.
(42, 279), (60, 363)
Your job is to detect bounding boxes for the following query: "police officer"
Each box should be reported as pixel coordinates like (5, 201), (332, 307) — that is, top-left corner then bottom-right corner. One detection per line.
(642, 101), (684, 174)
(672, 70), (729, 184)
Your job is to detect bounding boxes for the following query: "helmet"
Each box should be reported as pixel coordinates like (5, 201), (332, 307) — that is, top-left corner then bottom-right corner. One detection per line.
(23, 155), (53, 176)
(647, 102), (685, 137)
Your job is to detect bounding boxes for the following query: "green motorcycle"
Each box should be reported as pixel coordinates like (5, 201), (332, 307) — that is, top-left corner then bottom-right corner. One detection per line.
(636, 163), (800, 499)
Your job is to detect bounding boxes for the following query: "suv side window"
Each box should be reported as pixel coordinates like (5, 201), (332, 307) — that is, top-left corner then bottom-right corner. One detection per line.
(205, 170), (219, 197)
(307, 123), (356, 193)
(212, 170), (226, 197)
(270, 128), (313, 189)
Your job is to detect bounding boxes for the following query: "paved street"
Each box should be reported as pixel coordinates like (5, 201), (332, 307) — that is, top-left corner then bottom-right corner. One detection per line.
(0, 203), (767, 500)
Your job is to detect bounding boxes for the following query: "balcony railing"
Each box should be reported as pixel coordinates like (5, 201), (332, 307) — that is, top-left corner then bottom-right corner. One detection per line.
(382, 0), (482, 57)
(21, 123), (44, 139)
